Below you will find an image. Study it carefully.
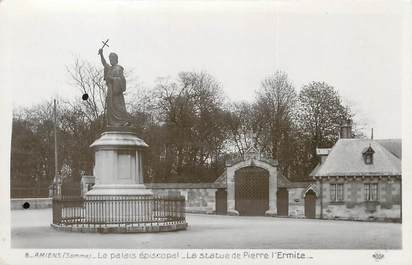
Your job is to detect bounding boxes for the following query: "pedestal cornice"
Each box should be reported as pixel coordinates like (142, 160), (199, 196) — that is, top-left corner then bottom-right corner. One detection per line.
(90, 131), (149, 149)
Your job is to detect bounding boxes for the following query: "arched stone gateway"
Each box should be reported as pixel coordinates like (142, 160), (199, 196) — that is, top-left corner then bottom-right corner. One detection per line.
(226, 147), (278, 216)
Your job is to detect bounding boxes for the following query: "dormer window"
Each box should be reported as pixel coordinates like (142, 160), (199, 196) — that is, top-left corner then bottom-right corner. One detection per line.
(362, 145), (375, 165)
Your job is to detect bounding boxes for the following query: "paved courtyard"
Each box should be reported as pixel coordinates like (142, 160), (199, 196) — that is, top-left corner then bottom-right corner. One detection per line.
(11, 209), (401, 249)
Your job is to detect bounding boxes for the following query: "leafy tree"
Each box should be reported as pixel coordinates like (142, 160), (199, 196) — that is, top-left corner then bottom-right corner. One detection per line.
(11, 102), (60, 197)
(297, 81), (352, 170)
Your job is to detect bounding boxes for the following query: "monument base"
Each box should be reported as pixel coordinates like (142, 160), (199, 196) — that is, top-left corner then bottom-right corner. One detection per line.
(88, 130), (151, 196)
(51, 222), (188, 233)
(86, 184), (153, 196)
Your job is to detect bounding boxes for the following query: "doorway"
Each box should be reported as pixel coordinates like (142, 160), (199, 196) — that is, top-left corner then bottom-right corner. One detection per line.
(304, 190), (317, 218)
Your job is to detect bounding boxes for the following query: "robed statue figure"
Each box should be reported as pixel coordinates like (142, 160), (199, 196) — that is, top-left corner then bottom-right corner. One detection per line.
(98, 48), (131, 127)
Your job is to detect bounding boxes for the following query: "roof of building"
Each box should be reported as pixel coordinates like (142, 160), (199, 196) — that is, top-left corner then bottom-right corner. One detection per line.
(376, 139), (402, 159)
(214, 171), (227, 188)
(309, 163), (321, 177)
(277, 174), (312, 188)
(313, 139), (401, 177)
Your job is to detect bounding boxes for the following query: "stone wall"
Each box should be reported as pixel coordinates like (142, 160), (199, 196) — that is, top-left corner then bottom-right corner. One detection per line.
(80, 176), (219, 214)
(11, 198), (52, 210)
(147, 183), (218, 214)
(288, 187), (305, 218)
(322, 203), (401, 221)
(319, 178), (401, 221)
(287, 187), (321, 218)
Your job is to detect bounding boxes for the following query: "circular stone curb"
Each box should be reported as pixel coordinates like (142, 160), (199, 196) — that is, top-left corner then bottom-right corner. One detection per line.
(51, 222), (188, 233)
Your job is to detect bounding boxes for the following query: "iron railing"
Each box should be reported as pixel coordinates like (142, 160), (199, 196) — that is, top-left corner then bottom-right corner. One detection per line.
(52, 195), (186, 228)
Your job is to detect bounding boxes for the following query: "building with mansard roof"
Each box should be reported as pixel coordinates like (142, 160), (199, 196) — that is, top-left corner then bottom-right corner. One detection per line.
(310, 120), (401, 222)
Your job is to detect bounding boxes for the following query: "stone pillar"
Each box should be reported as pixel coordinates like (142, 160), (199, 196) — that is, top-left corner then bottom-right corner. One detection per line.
(265, 166), (277, 216)
(226, 166), (239, 215)
(81, 175), (95, 198)
(86, 130), (152, 195)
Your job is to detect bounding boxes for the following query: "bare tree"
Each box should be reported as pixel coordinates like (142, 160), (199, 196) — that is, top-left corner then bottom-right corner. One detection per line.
(224, 101), (255, 157)
(66, 58), (107, 126)
(254, 71), (298, 176)
(151, 71), (227, 182)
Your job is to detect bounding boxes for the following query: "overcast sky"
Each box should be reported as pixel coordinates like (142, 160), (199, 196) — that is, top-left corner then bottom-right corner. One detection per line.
(0, 0), (407, 139)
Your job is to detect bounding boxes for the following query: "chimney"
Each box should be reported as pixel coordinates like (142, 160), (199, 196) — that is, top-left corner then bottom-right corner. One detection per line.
(316, 148), (331, 164)
(340, 119), (353, 139)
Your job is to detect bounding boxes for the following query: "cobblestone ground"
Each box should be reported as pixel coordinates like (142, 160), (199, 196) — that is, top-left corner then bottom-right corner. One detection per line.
(11, 209), (401, 249)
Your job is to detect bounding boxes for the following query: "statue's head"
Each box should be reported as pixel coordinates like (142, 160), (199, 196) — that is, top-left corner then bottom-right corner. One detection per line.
(109, 52), (118, 66)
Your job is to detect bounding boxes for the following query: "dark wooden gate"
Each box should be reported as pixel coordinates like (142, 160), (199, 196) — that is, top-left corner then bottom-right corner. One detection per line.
(235, 166), (269, 216)
(277, 188), (289, 216)
(304, 190), (317, 218)
(215, 189), (227, 215)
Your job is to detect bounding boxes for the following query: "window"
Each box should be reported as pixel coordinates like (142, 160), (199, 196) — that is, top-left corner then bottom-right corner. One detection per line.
(362, 146), (375, 165)
(365, 183), (378, 201)
(330, 183), (344, 202)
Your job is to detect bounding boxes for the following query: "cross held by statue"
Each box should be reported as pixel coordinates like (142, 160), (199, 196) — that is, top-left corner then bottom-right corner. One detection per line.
(98, 39), (110, 54)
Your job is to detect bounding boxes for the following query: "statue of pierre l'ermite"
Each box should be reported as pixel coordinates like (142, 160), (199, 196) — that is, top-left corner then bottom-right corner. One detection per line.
(98, 40), (131, 128)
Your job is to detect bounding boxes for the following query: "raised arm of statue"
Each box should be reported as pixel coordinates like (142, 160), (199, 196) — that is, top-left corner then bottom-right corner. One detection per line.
(98, 48), (109, 68)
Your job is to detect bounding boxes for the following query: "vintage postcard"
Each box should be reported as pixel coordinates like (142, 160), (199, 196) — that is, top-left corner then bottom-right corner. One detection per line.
(0, 0), (411, 264)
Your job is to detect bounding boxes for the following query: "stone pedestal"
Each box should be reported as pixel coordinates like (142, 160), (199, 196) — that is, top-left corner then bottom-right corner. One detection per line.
(86, 130), (151, 196)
